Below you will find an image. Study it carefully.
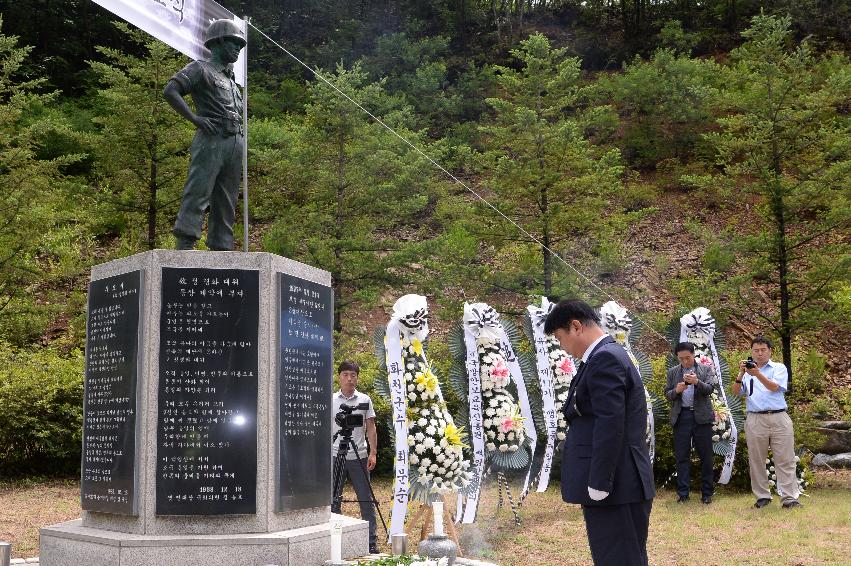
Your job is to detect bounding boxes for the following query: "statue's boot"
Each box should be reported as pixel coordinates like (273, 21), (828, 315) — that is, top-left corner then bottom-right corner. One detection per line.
(175, 235), (197, 250)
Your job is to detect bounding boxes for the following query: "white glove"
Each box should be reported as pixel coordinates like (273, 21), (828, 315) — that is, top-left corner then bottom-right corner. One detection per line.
(588, 487), (609, 501)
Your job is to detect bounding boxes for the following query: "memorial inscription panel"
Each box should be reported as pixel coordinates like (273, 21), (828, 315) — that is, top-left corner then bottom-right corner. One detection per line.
(276, 273), (333, 511)
(156, 268), (259, 515)
(82, 270), (143, 515)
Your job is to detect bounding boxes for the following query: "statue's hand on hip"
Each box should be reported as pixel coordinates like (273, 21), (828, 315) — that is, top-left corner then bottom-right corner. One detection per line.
(193, 116), (218, 136)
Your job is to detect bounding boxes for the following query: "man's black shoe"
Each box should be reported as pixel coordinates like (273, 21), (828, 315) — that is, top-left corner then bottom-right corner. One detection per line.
(782, 500), (803, 509)
(701, 495), (712, 504)
(676, 495), (689, 503)
(753, 498), (771, 508)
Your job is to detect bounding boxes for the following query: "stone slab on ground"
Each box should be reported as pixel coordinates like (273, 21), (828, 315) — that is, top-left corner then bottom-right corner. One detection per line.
(813, 427), (851, 455)
(353, 553), (498, 566)
(813, 452), (851, 468)
(39, 514), (367, 566)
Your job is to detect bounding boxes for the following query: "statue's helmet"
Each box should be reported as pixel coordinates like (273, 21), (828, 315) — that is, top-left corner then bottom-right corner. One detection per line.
(204, 19), (246, 48)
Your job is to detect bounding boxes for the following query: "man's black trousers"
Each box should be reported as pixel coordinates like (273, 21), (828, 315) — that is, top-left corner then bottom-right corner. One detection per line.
(583, 499), (652, 566)
(674, 408), (715, 498)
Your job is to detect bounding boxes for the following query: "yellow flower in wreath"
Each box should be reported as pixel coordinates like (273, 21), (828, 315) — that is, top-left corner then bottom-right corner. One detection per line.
(411, 338), (424, 357)
(415, 368), (438, 394)
(443, 422), (469, 449)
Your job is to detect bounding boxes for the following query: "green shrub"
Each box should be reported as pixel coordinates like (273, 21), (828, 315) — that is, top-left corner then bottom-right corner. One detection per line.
(702, 242), (735, 273)
(623, 181), (661, 212)
(0, 342), (84, 476)
(788, 348), (827, 403)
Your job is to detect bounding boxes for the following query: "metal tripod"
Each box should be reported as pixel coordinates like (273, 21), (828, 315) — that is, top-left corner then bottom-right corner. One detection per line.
(331, 429), (388, 538)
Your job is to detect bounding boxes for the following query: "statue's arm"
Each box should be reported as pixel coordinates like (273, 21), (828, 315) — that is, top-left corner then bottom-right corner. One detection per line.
(163, 80), (217, 135)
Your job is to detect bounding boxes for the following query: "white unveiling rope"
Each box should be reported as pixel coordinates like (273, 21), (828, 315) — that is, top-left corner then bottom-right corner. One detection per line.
(246, 21), (667, 343)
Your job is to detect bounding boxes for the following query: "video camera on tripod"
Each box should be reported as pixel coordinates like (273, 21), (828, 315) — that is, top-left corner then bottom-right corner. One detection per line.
(335, 402), (370, 430)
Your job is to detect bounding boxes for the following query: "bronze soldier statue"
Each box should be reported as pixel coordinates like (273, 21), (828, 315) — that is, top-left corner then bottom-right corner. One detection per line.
(164, 19), (245, 251)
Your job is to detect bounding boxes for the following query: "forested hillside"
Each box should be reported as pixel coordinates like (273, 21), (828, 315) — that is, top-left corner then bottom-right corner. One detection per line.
(0, 0), (848, 475)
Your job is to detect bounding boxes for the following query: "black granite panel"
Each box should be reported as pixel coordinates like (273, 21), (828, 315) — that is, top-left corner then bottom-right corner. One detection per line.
(276, 273), (334, 511)
(156, 268), (259, 515)
(81, 270), (143, 515)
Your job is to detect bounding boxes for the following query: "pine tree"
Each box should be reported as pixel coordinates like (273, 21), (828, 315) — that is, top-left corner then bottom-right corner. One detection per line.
(480, 33), (625, 297)
(0, 17), (82, 341)
(88, 24), (195, 250)
(692, 14), (851, 385)
(261, 62), (446, 330)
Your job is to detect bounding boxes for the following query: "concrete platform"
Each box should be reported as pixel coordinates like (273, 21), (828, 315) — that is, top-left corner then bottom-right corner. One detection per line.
(38, 513), (367, 566)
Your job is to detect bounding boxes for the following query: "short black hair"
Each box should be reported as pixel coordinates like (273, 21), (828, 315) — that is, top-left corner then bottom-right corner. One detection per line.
(674, 342), (695, 355)
(751, 336), (773, 350)
(543, 299), (600, 335)
(338, 360), (360, 374)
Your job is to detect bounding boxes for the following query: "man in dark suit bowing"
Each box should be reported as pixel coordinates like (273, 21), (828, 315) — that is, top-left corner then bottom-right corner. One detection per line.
(544, 299), (655, 566)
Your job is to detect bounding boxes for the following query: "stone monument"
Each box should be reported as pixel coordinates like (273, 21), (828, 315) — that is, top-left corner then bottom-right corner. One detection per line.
(40, 250), (367, 566)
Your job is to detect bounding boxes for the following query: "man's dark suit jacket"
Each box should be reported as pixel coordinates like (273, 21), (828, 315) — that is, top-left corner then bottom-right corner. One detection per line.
(664, 362), (715, 425)
(561, 336), (656, 506)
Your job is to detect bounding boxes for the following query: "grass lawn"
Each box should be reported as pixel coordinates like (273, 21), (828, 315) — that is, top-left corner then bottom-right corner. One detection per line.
(2, 471), (850, 565)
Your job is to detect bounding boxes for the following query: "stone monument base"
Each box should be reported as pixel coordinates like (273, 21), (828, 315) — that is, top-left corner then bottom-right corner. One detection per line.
(39, 513), (367, 566)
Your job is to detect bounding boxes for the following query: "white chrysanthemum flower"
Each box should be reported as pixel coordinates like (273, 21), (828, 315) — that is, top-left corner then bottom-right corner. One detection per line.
(486, 430), (495, 439)
(408, 437), (416, 446)
(486, 442), (496, 451)
(423, 437), (436, 449)
(557, 432), (566, 440)
(426, 426), (436, 436)
(498, 444), (508, 452)
(421, 409), (430, 416)
(429, 464), (438, 472)
(497, 433), (505, 442)
(509, 445), (519, 452)
(415, 432), (425, 441)
(414, 444), (425, 454)
(421, 458), (431, 468)
(418, 418), (427, 427)
(485, 408), (496, 417)
(712, 435), (720, 442)
(408, 393), (417, 401)
(507, 432), (515, 441)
